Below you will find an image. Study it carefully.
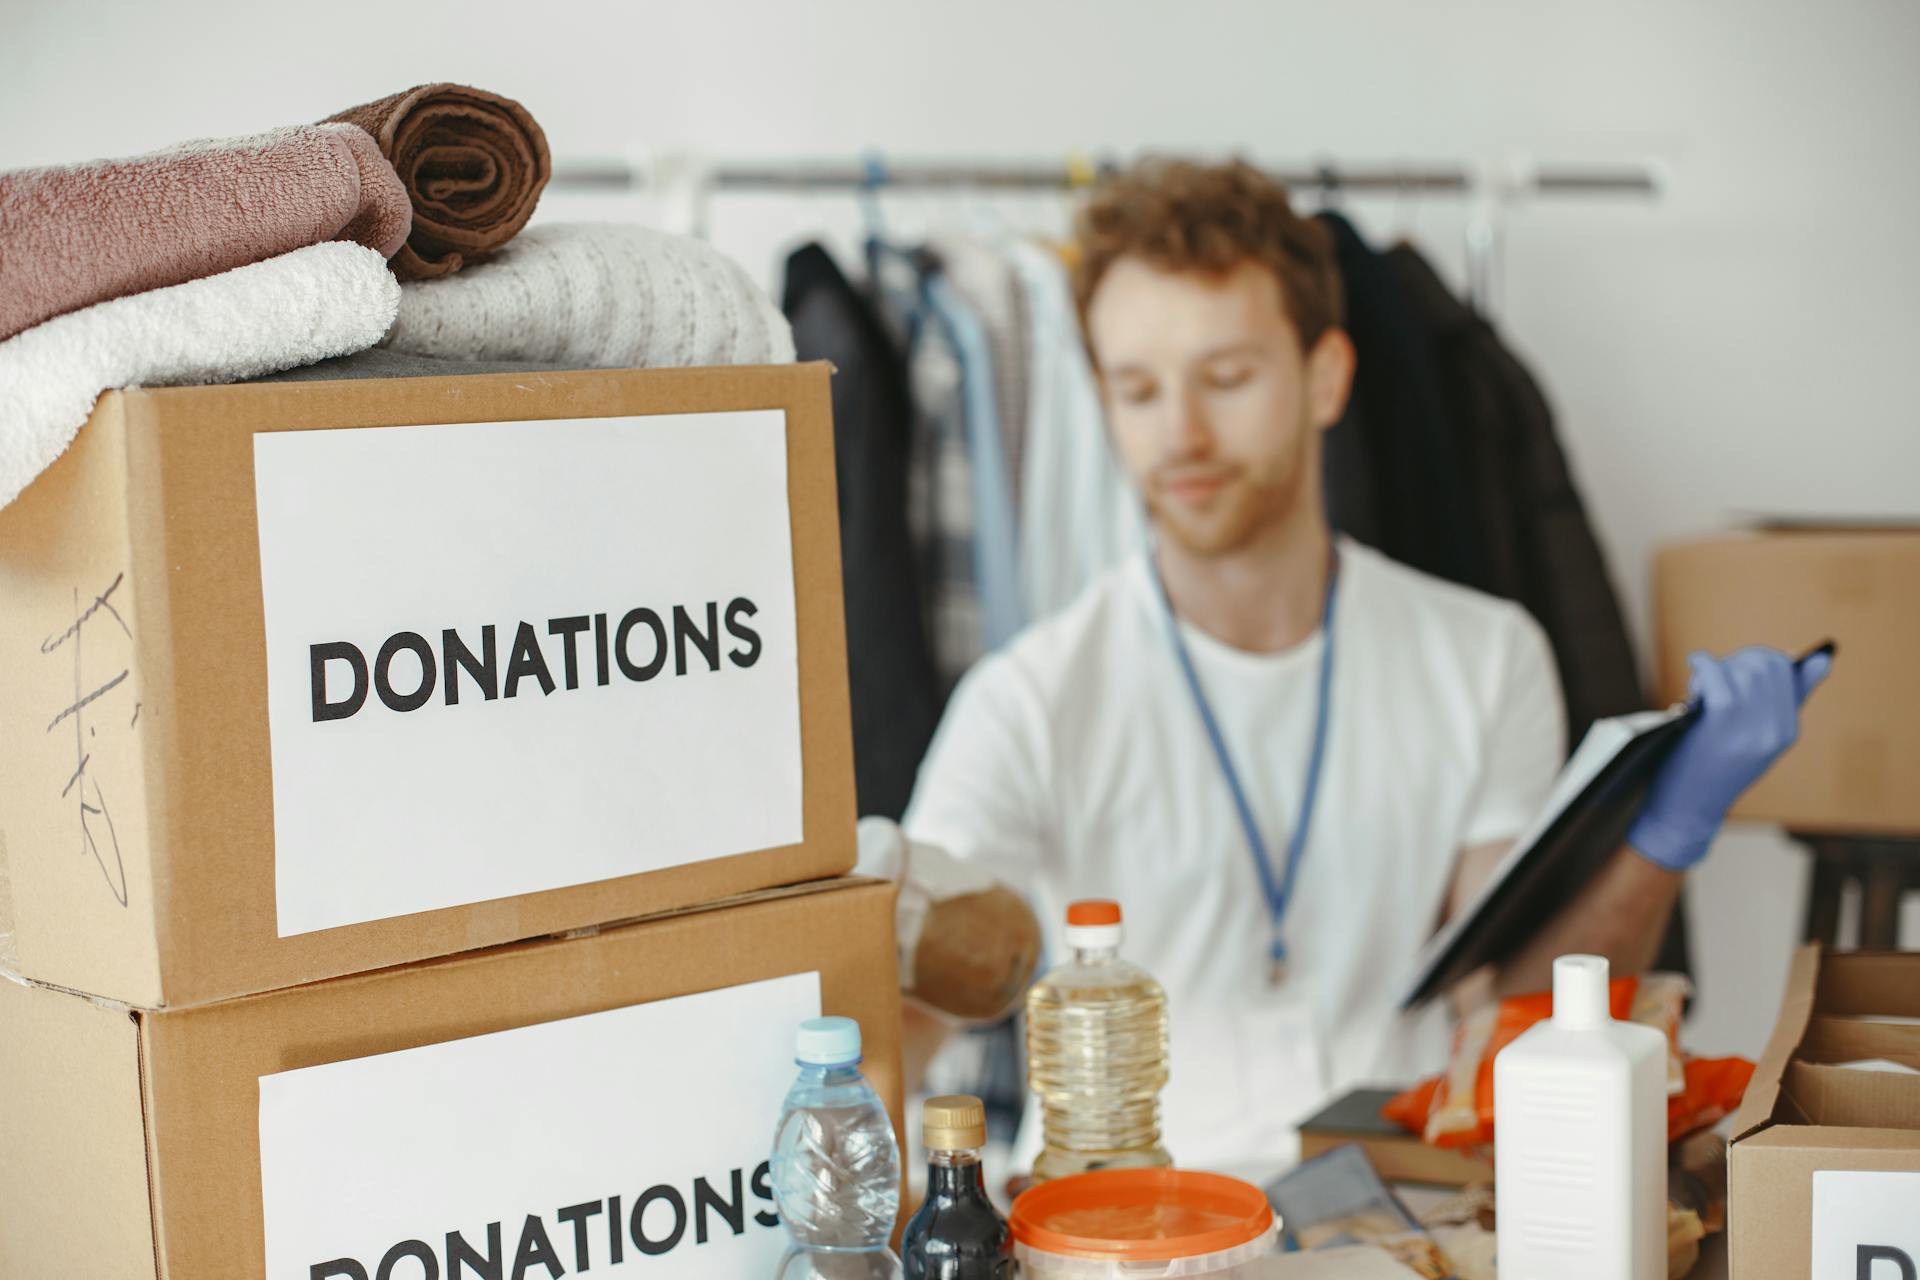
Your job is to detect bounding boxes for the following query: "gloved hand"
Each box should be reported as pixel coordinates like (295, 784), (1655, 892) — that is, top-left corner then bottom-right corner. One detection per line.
(1628, 646), (1833, 872)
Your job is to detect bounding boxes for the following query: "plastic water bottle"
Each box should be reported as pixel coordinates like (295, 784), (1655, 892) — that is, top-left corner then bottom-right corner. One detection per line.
(770, 1016), (902, 1275)
(775, 1246), (905, 1280)
(1025, 899), (1172, 1183)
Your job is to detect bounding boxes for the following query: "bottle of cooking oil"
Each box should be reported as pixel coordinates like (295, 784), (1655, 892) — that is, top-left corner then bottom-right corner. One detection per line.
(1024, 899), (1171, 1183)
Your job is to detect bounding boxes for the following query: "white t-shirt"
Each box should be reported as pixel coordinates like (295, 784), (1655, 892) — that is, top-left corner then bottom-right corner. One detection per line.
(902, 538), (1566, 1170)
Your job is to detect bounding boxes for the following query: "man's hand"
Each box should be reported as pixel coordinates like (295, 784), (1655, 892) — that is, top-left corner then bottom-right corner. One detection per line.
(1627, 646), (1833, 872)
(1453, 645), (1830, 1002)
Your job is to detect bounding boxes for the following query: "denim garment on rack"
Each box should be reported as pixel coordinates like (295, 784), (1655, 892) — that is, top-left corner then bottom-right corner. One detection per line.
(922, 271), (1024, 652)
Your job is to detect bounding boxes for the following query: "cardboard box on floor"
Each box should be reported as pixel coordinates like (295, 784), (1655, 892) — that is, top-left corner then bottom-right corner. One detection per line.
(0, 875), (900, 1279)
(0, 364), (855, 1009)
(1653, 529), (1920, 834)
(1727, 945), (1920, 1279)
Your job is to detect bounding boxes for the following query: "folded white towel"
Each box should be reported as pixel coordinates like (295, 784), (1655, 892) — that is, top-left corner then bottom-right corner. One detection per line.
(381, 222), (795, 368)
(0, 241), (399, 510)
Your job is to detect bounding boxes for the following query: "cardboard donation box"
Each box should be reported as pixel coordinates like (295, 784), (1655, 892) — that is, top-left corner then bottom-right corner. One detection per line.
(0, 875), (900, 1279)
(1727, 946), (1920, 1279)
(0, 365), (855, 1008)
(1653, 530), (1920, 834)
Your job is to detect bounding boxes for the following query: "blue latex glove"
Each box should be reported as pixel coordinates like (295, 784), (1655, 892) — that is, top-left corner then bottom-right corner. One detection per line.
(1627, 646), (1833, 871)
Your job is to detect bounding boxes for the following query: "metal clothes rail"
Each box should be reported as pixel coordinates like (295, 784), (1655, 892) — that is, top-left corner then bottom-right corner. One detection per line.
(549, 154), (1660, 314)
(550, 157), (1660, 198)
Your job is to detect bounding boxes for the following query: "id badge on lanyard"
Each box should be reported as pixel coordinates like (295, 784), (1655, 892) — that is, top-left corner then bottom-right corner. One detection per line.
(1152, 545), (1338, 989)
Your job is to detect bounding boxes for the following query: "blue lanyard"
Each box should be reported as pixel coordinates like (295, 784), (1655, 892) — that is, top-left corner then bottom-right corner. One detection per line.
(1152, 547), (1338, 977)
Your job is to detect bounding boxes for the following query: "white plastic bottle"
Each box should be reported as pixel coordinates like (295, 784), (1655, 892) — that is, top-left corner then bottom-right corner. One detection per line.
(1494, 955), (1666, 1280)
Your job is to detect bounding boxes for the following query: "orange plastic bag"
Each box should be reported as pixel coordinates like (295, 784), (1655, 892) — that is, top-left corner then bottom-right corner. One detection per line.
(1382, 973), (1752, 1151)
(1671, 1055), (1755, 1138)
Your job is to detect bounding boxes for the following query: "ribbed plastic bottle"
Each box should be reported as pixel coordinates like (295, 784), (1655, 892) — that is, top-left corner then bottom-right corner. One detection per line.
(770, 1016), (902, 1277)
(1494, 955), (1666, 1280)
(902, 1095), (1013, 1278)
(1024, 899), (1172, 1183)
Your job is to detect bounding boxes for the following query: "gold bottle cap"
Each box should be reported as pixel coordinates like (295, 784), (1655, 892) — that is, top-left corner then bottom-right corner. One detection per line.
(923, 1094), (987, 1150)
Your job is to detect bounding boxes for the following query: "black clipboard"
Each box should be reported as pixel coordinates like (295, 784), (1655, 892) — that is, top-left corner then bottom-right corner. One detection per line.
(1401, 641), (1834, 1009)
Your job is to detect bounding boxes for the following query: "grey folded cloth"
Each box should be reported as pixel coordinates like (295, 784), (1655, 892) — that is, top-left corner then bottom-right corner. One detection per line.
(252, 347), (579, 382)
(380, 223), (796, 369)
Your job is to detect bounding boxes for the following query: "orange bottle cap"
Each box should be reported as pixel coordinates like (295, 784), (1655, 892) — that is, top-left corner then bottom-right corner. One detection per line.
(1009, 1169), (1274, 1261)
(1066, 900), (1122, 927)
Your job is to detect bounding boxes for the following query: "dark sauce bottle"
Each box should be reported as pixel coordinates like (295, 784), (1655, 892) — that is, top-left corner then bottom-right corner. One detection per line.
(902, 1095), (1014, 1279)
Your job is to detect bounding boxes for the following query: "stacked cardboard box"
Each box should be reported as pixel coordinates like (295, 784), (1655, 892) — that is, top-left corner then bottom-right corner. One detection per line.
(0, 365), (902, 1277)
(1654, 529), (1920, 834)
(1728, 946), (1920, 1278)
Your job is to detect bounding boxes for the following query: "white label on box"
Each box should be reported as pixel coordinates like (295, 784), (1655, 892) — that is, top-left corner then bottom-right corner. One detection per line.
(258, 971), (819, 1278)
(1812, 1170), (1920, 1277)
(253, 412), (803, 937)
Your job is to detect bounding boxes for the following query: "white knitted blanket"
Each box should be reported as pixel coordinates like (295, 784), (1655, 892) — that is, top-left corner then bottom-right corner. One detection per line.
(381, 222), (795, 368)
(0, 241), (399, 510)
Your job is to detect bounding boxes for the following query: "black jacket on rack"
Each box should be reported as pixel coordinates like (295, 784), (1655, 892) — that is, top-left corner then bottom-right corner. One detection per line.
(1383, 244), (1647, 747)
(1318, 211), (1646, 746)
(1316, 211), (1487, 592)
(783, 243), (943, 821)
(1368, 240), (1688, 976)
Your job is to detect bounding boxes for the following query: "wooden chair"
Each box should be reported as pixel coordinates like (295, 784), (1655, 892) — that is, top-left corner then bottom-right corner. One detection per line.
(1795, 834), (1920, 948)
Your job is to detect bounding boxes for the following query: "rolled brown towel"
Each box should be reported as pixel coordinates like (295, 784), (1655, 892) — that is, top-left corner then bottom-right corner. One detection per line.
(327, 84), (551, 281)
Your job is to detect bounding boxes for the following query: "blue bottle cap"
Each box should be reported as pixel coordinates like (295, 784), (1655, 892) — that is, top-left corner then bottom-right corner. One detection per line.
(795, 1016), (862, 1066)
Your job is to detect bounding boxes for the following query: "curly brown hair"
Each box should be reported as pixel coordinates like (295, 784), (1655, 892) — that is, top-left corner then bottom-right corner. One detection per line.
(1071, 157), (1344, 356)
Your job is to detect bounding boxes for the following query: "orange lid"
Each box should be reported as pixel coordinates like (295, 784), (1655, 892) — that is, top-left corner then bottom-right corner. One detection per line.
(1066, 900), (1122, 927)
(1010, 1169), (1274, 1261)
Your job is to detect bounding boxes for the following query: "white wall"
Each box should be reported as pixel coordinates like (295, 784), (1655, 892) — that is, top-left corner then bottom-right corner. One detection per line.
(7, 0), (1916, 1054)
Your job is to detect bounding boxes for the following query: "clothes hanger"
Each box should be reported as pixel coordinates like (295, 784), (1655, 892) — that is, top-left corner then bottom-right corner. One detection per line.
(1065, 151), (1099, 193)
(1033, 150), (1104, 262)
(953, 165), (1003, 245)
(648, 150), (715, 241)
(1313, 159), (1343, 215)
(1463, 159), (1503, 316)
(859, 150), (890, 282)
(1463, 202), (1497, 316)
(1389, 160), (1421, 246)
(686, 155), (715, 242)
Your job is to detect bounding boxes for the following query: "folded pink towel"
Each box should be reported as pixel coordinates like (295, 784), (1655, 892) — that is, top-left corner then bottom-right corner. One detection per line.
(0, 124), (410, 342)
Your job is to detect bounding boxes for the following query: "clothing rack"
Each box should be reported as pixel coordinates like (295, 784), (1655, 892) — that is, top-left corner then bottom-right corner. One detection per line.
(551, 157), (1661, 198)
(554, 155), (1660, 314)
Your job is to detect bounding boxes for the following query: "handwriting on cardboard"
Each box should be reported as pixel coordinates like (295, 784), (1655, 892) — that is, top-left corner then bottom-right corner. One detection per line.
(253, 412), (803, 937)
(41, 573), (135, 909)
(259, 972), (820, 1278)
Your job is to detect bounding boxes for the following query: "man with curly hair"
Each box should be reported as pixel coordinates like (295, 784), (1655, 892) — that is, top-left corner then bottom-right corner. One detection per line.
(903, 158), (1827, 1169)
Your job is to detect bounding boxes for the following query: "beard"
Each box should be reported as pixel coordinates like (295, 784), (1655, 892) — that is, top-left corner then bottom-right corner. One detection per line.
(1145, 435), (1315, 558)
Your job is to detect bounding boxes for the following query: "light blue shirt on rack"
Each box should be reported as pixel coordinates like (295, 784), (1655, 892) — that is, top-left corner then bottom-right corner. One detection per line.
(923, 271), (1024, 651)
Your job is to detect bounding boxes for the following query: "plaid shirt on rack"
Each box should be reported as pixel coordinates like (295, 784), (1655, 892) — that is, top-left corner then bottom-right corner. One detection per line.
(872, 243), (985, 694)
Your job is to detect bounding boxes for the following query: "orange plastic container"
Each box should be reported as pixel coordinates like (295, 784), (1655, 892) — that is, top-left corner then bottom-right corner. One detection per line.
(1009, 1169), (1279, 1277)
